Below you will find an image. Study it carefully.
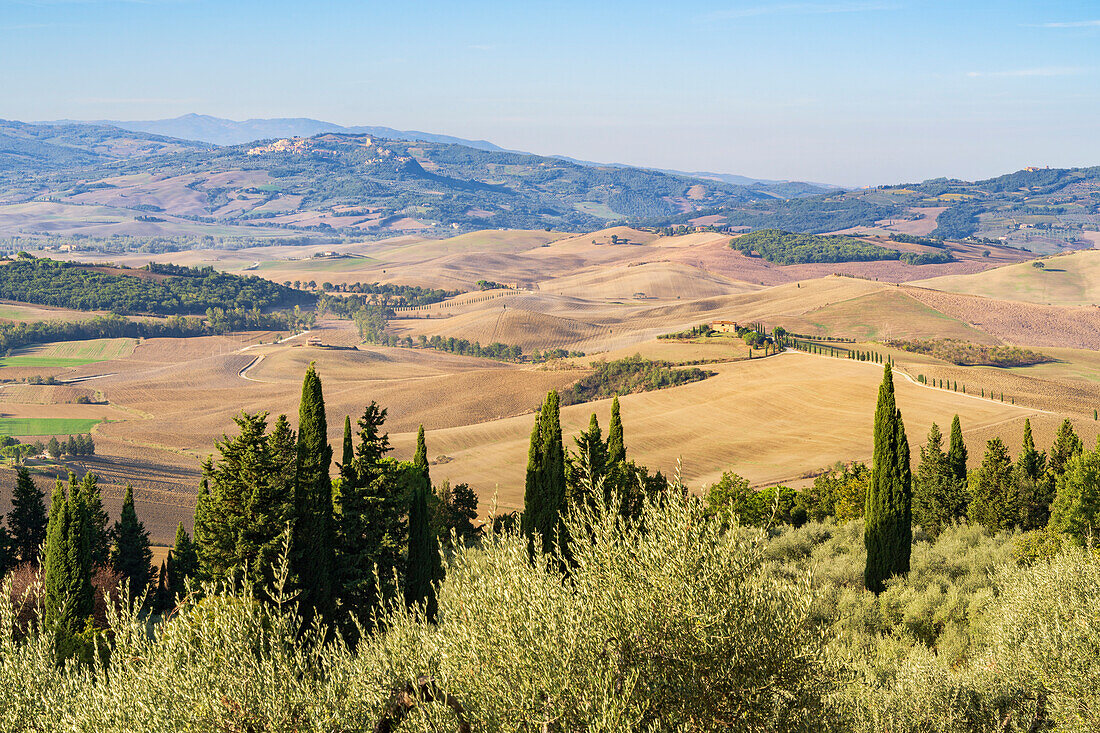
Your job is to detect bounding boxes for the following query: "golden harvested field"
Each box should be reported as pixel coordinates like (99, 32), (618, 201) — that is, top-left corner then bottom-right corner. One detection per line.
(7, 227), (1100, 543)
(393, 352), (1041, 513)
(914, 250), (1100, 306)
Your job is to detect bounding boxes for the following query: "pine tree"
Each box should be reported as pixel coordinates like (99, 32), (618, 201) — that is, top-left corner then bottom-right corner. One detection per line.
(1048, 419), (1083, 478)
(607, 396), (625, 466)
(7, 466), (48, 563)
(195, 413), (289, 585)
(521, 391), (566, 558)
(968, 437), (1017, 532)
(947, 415), (968, 485)
(69, 473), (110, 569)
(291, 363), (336, 626)
(1049, 448), (1100, 545)
(337, 401), (405, 619)
(567, 413), (608, 509)
(166, 522), (199, 601)
(404, 484), (442, 622)
(111, 484), (153, 600)
(912, 423), (967, 537)
(863, 364), (912, 594)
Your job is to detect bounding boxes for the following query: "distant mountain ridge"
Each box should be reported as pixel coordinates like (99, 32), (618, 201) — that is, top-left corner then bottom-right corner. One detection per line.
(44, 114), (834, 193)
(43, 113), (514, 152)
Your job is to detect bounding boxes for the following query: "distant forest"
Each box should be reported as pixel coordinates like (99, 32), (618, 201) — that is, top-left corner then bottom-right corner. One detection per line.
(733, 229), (955, 265)
(0, 256), (314, 315)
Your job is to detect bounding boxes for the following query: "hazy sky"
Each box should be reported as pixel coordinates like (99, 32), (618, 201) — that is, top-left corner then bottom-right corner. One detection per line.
(3, 0), (1098, 185)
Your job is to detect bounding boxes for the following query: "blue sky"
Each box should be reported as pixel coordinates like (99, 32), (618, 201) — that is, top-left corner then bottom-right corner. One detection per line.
(2, 0), (1098, 185)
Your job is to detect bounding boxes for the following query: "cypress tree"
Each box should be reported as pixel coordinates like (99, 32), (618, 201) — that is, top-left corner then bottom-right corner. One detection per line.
(863, 364), (912, 594)
(414, 424), (430, 489)
(521, 391), (567, 557)
(404, 484), (442, 622)
(43, 484), (75, 635)
(1015, 419), (1051, 530)
(7, 466), (47, 563)
(43, 480), (93, 660)
(339, 415), (353, 474)
(607, 396), (625, 466)
(291, 363), (336, 626)
(947, 415), (968, 485)
(1017, 419), (1045, 482)
(111, 484), (153, 600)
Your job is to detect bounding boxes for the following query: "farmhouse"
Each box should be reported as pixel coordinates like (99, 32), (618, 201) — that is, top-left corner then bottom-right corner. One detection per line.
(711, 320), (739, 333)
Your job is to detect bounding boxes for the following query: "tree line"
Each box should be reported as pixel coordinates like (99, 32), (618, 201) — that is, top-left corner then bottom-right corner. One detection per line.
(0, 311), (307, 357)
(0, 256), (313, 316)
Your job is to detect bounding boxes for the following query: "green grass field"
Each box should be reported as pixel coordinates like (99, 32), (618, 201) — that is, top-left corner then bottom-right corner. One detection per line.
(0, 417), (102, 436)
(0, 338), (135, 368)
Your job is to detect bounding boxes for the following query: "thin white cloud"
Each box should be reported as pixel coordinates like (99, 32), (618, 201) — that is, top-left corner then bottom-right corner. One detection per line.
(709, 2), (897, 20)
(966, 67), (1085, 78)
(1031, 20), (1100, 28)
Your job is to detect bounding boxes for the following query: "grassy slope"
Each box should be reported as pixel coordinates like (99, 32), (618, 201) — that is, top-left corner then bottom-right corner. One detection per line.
(914, 250), (1100, 306)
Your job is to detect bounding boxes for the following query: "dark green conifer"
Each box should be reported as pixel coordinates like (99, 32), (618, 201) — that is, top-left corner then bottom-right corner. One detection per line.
(7, 466), (48, 563)
(607, 396), (625, 466)
(1048, 419), (1083, 478)
(291, 363), (336, 626)
(404, 484), (442, 622)
(1016, 419), (1052, 531)
(968, 437), (1017, 532)
(340, 414), (353, 474)
(912, 423), (967, 537)
(72, 473), (110, 568)
(166, 522), (199, 600)
(521, 391), (566, 557)
(43, 480), (93, 660)
(947, 415), (968, 485)
(567, 413), (608, 509)
(111, 484), (153, 600)
(863, 364), (912, 594)
(337, 402), (405, 618)
(414, 424), (430, 489)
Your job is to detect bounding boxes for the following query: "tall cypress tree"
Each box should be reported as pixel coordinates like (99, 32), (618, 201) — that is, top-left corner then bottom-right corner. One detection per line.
(7, 466), (47, 564)
(607, 396), (625, 466)
(111, 484), (153, 600)
(521, 391), (566, 557)
(43, 483), (75, 633)
(404, 484), (442, 622)
(863, 364), (912, 594)
(291, 363), (336, 626)
(947, 415), (968, 485)
(1015, 418), (1051, 530)
(340, 415), (354, 474)
(43, 480), (93, 660)
(414, 424), (430, 489)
